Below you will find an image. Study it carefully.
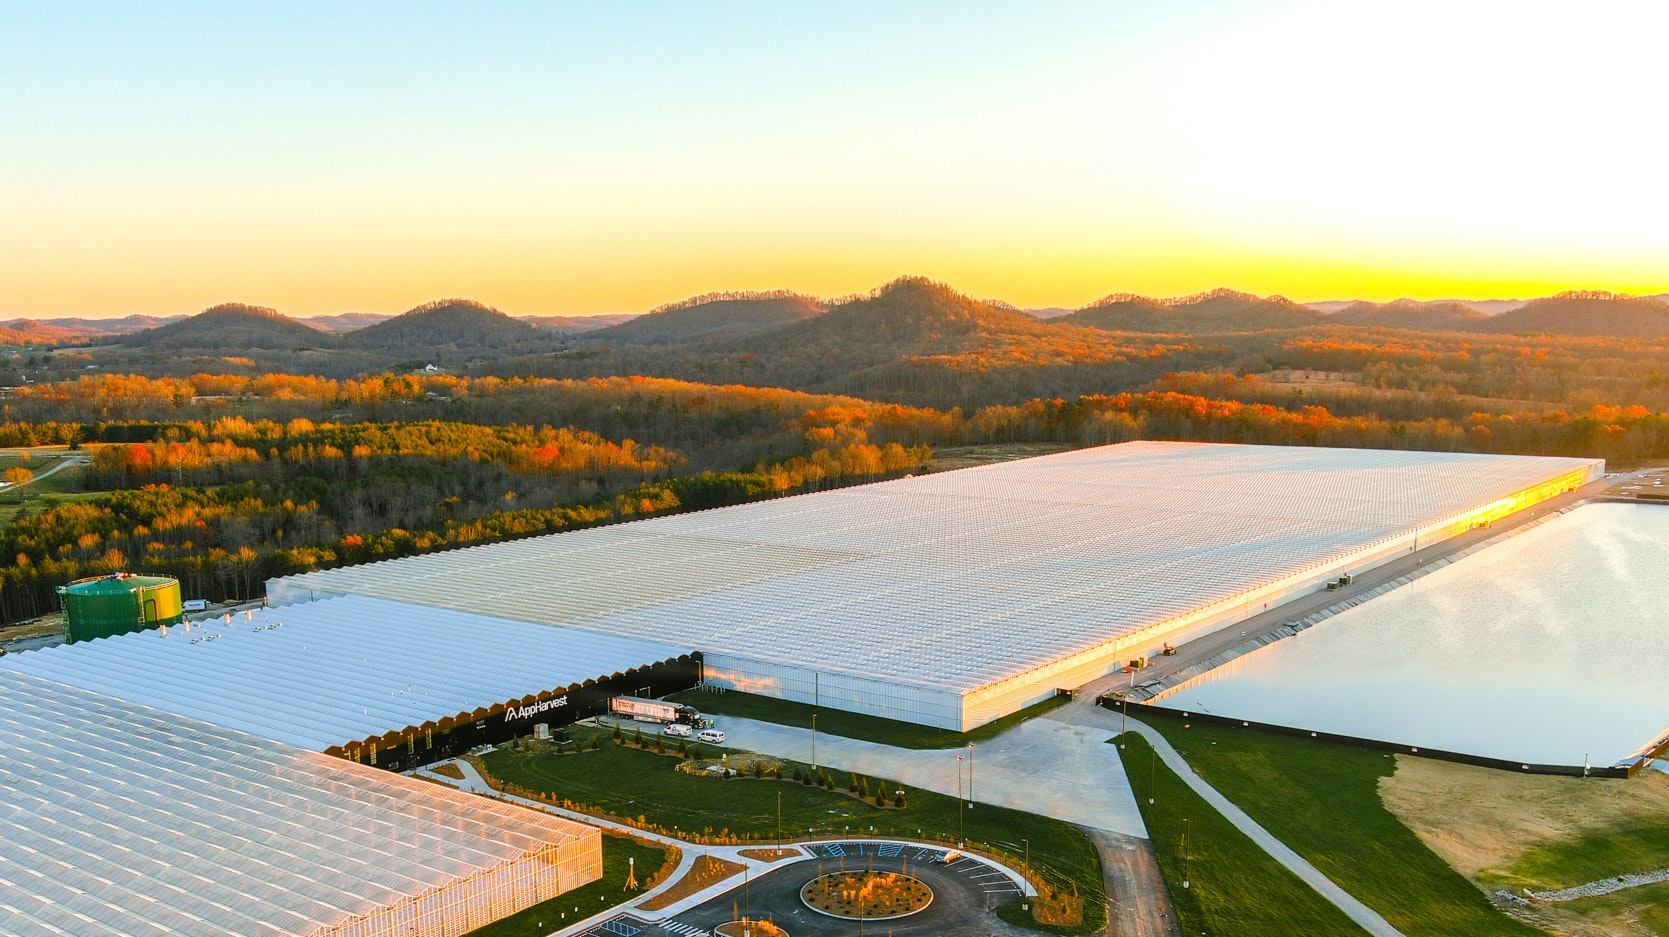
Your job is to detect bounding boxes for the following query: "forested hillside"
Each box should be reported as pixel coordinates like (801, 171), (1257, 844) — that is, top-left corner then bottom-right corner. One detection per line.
(4, 275), (1667, 625)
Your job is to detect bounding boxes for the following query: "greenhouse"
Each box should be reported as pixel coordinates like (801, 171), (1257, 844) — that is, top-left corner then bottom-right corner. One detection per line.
(2, 594), (697, 769)
(0, 670), (601, 937)
(268, 442), (1603, 730)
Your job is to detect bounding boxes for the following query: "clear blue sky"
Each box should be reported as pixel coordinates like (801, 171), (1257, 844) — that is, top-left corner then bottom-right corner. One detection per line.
(3, 1), (1664, 317)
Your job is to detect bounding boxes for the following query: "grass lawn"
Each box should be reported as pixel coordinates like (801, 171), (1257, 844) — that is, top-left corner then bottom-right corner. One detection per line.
(1505, 823), (1669, 892)
(26, 464), (90, 495)
(666, 688), (1068, 749)
(1112, 733), (1370, 937)
(479, 730), (1105, 933)
(1557, 879), (1669, 934)
(1143, 717), (1547, 937)
(463, 833), (669, 937)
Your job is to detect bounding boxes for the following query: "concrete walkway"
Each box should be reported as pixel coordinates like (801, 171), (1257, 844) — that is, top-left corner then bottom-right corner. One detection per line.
(717, 713), (1149, 838)
(1122, 720), (1404, 937)
(414, 758), (1034, 937)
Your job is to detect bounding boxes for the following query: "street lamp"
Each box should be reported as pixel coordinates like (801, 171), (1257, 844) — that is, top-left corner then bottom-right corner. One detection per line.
(811, 712), (817, 772)
(1181, 817), (1191, 890)
(967, 742), (975, 808)
(956, 754), (965, 842)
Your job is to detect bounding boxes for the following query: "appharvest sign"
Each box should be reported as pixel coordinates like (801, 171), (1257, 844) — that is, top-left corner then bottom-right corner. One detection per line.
(505, 696), (569, 722)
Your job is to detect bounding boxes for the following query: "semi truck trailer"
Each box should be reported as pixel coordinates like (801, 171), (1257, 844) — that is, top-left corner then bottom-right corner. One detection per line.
(608, 695), (704, 725)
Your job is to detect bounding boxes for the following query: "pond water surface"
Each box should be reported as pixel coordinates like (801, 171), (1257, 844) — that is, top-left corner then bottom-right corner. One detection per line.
(1156, 502), (1669, 766)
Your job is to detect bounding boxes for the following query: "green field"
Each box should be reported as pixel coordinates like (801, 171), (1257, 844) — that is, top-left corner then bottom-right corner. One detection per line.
(479, 730), (1105, 933)
(1143, 717), (1547, 937)
(1503, 823), (1669, 892)
(1113, 733), (1369, 937)
(666, 688), (1068, 749)
(1558, 879), (1669, 934)
(463, 833), (670, 937)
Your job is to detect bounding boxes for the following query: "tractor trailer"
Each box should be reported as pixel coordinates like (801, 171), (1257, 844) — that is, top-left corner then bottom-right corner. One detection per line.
(608, 696), (704, 725)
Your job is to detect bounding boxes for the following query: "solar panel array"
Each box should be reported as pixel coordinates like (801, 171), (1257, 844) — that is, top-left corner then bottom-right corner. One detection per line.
(271, 442), (1600, 695)
(0, 671), (595, 937)
(1, 594), (692, 751)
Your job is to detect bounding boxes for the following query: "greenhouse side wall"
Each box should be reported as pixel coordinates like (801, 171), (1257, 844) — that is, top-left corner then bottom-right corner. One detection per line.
(700, 653), (965, 730)
(322, 830), (601, 937)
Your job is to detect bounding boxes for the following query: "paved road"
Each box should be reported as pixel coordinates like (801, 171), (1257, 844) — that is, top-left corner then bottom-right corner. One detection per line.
(1097, 471), (1646, 703)
(1124, 720), (1403, 937)
(716, 710), (1176, 936)
(0, 453), (84, 492)
(666, 845), (1036, 937)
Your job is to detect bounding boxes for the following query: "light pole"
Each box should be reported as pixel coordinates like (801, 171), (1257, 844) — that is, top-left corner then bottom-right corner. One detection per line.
(776, 790), (782, 843)
(956, 754), (965, 842)
(1181, 817), (1191, 890)
(1148, 748), (1155, 805)
(811, 713), (817, 773)
(1022, 838), (1030, 896)
(967, 742), (975, 808)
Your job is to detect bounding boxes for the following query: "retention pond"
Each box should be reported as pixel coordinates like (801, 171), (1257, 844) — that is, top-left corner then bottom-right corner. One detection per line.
(1155, 502), (1669, 767)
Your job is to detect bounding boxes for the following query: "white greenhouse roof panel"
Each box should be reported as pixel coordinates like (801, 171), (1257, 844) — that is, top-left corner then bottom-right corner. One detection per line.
(1, 594), (693, 751)
(268, 442), (1602, 695)
(0, 670), (594, 937)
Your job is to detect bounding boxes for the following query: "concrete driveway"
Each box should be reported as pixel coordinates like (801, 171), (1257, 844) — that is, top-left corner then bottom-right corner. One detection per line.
(714, 713), (1147, 838)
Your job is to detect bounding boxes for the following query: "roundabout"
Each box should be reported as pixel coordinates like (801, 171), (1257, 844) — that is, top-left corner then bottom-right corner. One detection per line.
(800, 870), (933, 920)
(646, 841), (1037, 937)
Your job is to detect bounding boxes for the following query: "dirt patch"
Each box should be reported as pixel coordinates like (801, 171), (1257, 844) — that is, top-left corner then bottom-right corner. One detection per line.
(1382, 757), (1669, 936)
(429, 762), (464, 780)
(738, 847), (801, 862)
(921, 443), (1074, 473)
(1380, 756), (1669, 881)
(639, 855), (745, 911)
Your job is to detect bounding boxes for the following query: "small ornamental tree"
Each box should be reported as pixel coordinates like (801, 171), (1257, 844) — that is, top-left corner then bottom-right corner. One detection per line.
(678, 738), (689, 757)
(752, 761), (764, 778)
(849, 773), (860, 793)
(633, 727), (644, 747)
(893, 790), (905, 808)
(859, 777), (871, 799)
(654, 735), (665, 754)
(613, 724), (623, 743)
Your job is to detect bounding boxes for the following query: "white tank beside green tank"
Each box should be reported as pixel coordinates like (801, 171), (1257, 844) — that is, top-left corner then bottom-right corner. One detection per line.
(58, 574), (184, 644)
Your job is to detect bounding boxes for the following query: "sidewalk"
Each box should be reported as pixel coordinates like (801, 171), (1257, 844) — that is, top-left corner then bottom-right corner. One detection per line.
(1121, 720), (1405, 937)
(414, 758), (1035, 936)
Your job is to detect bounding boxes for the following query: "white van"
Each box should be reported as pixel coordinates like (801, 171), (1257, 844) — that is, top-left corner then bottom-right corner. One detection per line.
(696, 728), (726, 744)
(662, 723), (692, 738)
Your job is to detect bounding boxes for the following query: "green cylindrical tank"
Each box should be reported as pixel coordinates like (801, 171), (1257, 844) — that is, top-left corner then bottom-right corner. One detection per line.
(58, 574), (184, 644)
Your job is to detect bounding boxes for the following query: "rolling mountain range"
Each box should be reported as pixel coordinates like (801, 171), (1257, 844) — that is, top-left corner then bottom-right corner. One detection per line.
(8, 285), (1669, 368)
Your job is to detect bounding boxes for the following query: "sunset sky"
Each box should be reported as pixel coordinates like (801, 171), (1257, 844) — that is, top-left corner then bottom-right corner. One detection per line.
(3, 2), (1665, 318)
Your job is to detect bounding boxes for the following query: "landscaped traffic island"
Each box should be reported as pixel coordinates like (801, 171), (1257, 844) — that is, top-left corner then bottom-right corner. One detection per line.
(714, 919), (788, 937)
(800, 871), (932, 919)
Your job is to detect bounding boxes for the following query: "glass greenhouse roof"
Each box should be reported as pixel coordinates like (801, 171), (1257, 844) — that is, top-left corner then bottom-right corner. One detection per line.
(269, 442), (1601, 694)
(3, 594), (692, 751)
(0, 671), (593, 937)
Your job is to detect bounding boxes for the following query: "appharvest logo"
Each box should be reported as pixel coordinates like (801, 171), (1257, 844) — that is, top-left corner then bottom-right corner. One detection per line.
(505, 696), (569, 722)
